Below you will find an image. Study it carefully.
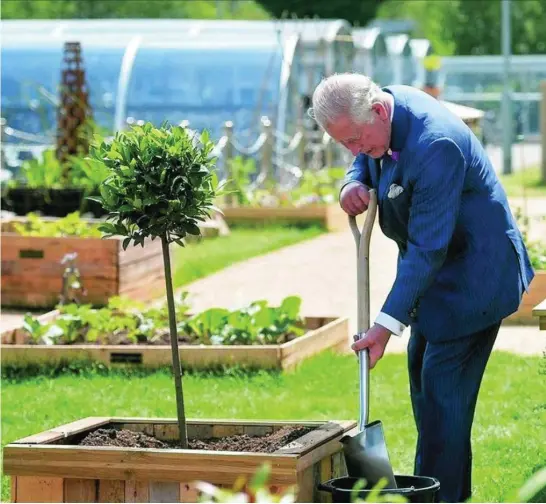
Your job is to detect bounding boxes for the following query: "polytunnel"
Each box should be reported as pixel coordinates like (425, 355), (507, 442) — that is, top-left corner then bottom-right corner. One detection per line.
(351, 27), (390, 86)
(0, 19), (303, 146)
(409, 38), (434, 88)
(385, 34), (414, 85)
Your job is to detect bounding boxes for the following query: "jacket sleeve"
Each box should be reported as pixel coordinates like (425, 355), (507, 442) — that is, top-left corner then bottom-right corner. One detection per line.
(380, 138), (467, 325)
(340, 153), (372, 192)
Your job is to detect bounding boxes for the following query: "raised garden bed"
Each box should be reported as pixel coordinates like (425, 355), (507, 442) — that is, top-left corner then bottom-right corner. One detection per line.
(220, 204), (346, 232)
(505, 270), (546, 325)
(1, 214), (228, 309)
(4, 417), (356, 503)
(0, 296), (349, 370)
(532, 298), (546, 330)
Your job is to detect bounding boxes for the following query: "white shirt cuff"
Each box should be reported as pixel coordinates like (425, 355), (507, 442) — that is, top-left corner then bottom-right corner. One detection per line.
(375, 312), (406, 337)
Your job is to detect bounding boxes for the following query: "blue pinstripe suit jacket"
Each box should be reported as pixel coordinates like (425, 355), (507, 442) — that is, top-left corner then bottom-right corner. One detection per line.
(345, 85), (535, 342)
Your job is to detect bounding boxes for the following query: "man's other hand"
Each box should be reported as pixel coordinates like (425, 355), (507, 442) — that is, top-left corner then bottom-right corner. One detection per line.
(340, 182), (370, 216)
(351, 324), (392, 369)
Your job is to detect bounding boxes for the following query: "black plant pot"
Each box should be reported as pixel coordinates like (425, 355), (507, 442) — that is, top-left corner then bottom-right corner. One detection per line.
(2, 187), (107, 218)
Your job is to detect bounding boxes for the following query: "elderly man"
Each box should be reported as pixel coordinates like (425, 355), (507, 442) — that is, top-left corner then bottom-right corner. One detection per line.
(310, 73), (534, 502)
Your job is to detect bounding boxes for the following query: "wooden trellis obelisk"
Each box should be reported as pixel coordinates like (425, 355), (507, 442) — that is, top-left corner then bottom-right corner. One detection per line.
(56, 42), (93, 173)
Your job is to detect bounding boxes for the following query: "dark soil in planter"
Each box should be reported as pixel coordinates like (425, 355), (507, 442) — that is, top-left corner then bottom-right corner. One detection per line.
(79, 426), (314, 453)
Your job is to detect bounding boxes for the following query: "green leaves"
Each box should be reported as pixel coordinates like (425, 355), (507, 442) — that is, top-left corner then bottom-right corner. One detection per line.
(12, 211), (102, 238)
(89, 122), (219, 246)
(20, 295), (305, 347)
(179, 296), (305, 345)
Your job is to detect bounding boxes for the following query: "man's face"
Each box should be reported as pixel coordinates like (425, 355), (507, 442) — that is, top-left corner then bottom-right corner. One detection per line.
(326, 103), (391, 159)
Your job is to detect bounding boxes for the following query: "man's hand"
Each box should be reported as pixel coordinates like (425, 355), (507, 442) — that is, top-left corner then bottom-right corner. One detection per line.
(351, 324), (392, 369)
(340, 182), (370, 216)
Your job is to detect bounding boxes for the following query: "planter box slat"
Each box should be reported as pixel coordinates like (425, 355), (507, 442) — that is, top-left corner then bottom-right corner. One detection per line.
(98, 480), (125, 503)
(15, 476), (64, 503)
(532, 299), (546, 330)
(1, 233), (164, 308)
(6, 418), (355, 502)
(1, 316), (349, 370)
(221, 204), (346, 232)
(124, 479), (149, 503)
(63, 478), (98, 503)
(280, 318), (348, 371)
(5, 445), (299, 483)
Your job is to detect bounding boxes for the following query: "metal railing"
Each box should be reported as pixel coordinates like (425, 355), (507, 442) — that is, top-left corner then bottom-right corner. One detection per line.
(1, 115), (342, 193)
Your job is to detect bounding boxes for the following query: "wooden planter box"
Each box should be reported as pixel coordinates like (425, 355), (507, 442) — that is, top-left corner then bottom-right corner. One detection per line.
(4, 417), (356, 503)
(1, 314), (349, 371)
(532, 299), (546, 330)
(0, 216), (229, 310)
(221, 204), (346, 232)
(505, 270), (546, 325)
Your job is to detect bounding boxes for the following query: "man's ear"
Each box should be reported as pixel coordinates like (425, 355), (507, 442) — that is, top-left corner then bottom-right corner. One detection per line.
(371, 102), (388, 120)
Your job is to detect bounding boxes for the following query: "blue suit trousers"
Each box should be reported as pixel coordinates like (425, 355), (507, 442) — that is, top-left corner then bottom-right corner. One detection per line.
(408, 322), (501, 502)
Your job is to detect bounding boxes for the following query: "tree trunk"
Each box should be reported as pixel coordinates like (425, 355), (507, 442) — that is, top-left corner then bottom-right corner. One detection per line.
(161, 234), (188, 448)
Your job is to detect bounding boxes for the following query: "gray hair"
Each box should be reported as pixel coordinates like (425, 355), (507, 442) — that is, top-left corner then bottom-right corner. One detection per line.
(309, 73), (382, 130)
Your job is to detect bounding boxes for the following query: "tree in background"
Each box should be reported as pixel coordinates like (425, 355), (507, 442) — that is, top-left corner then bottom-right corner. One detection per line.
(257, 0), (381, 26)
(376, 0), (546, 56)
(1, 0), (270, 20)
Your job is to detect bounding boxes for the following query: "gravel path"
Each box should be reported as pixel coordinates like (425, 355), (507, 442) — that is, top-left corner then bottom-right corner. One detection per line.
(179, 212), (545, 357)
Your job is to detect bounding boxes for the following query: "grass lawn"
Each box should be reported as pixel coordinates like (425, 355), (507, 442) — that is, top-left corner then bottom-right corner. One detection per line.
(173, 223), (324, 287)
(498, 166), (546, 198)
(2, 351), (544, 502)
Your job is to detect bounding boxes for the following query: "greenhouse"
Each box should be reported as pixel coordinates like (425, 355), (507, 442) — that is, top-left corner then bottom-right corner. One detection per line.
(438, 54), (546, 142)
(409, 38), (434, 88)
(385, 34), (414, 86)
(351, 27), (390, 86)
(1, 19), (355, 145)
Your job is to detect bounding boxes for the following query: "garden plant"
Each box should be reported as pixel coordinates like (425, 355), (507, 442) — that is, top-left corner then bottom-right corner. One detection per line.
(89, 121), (221, 447)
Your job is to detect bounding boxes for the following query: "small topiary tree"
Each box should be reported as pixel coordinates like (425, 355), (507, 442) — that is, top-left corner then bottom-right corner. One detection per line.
(89, 122), (220, 447)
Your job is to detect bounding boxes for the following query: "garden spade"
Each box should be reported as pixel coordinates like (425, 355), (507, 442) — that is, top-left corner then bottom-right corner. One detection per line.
(341, 189), (397, 490)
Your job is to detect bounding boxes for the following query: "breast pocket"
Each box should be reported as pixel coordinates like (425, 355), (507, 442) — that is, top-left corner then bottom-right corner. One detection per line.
(383, 183), (411, 225)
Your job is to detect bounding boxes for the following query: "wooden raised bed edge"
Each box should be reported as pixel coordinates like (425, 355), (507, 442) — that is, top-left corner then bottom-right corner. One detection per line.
(4, 417), (357, 503)
(0, 215), (230, 309)
(504, 270), (546, 325)
(532, 298), (546, 330)
(1, 314), (350, 370)
(220, 204), (346, 232)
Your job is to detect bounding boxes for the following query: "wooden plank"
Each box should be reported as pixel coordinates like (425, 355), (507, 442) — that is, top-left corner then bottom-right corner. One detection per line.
(275, 422), (345, 456)
(296, 465), (315, 503)
(15, 476), (64, 503)
(179, 482), (200, 503)
(149, 481), (180, 503)
(280, 318), (349, 371)
(11, 477), (16, 503)
(295, 426), (356, 472)
(12, 418), (111, 446)
(64, 478), (98, 502)
(532, 298), (546, 316)
(3, 445), (298, 486)
(153, 424), (180, 441)
(211, 424), (245, 437)
(331, 451), (346, 479)
(125, 480), (149, 503)
(98, 480), (125, 503)
(117, 240), (163, 266)
(319, 456), (333, 503)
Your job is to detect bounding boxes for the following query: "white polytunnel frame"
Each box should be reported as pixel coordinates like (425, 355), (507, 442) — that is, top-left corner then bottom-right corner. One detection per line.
(1, 19), (302, 147)
(409, 38), (434, 88)
(351, 27), (390, 86)
(1, 18), (355, 140)
(385, 34), (414, 86)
